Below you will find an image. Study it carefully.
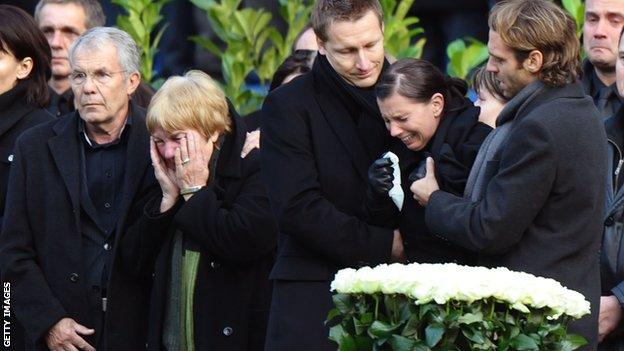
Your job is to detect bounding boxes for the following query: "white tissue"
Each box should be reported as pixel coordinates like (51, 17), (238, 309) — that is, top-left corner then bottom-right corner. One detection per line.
(382, 151), (403, 210)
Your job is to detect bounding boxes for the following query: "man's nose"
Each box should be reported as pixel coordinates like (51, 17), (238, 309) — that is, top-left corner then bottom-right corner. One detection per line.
(49, 30), (64, 49)
(355, 51), (373, 71)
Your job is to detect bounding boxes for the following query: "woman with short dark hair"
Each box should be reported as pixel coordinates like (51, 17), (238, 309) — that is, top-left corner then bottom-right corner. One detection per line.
(366, 58), (492, 264)
(0, 5), (54, 226)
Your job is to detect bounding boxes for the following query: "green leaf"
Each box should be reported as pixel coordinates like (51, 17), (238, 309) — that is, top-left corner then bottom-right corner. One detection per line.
(389, 334), (417, 351)
(458, 312), (483, 325)
(368, 320), (402, 339)
(509, 334), (538, 350)
(333, 294), (354, 314)
(425, 323), (444, 347)
(562, 334), (588, 350)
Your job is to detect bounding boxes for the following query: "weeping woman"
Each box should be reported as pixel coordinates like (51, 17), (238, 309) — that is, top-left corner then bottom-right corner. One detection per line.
(145, 70), (277, 351)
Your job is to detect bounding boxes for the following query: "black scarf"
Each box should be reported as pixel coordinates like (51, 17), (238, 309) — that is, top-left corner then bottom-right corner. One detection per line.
(0, 81), (27, 112)
(314, 54), (390, 160)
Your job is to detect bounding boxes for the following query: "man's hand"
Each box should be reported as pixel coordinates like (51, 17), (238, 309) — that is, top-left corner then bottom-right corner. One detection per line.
(45, 318), (95, 351)
(410, 157), (439, 206)
(391, 229), (405, 263)
(241, 130), (260, 158)
(599, 295), (623, 342)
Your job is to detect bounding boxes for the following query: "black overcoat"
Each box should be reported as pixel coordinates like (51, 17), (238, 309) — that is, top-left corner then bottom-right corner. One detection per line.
(370, 96), (491, 264)
(425, 81), (607, 350)
(0, 83), (54, 351)
(260, 65), (395, 351)
(0, 103), (162, 351)
(147, 113), (277, 351)
(0, 84), (54, 226)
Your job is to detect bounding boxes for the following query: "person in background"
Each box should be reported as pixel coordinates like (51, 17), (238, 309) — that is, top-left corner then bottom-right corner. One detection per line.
(599, 25), (624, 350)
(0, 5), (54, 226)
(35, 0), (154, 117)
(34, 0), (105, 117)
(0, 6), (55, 351)
(0, 27), (161, 351)
(472, 65), (507, 128)
(244, 49), (317, 133)
(411, 1), (607, 349)
(145, 70), (277, 351)
(292, 23), (319, 51)
(366, 58), (491, 264)
(582, 0), (624, 118)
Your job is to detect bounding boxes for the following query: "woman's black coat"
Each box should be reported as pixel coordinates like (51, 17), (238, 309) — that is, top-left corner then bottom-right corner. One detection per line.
(147, 113), (277, 351)
(368, 96), (491, 264)
(0, 83), (53, 226)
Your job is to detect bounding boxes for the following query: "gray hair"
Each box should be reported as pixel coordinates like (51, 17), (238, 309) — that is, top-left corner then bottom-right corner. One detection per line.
(34, 0), (105, 29)
(69, 27), (141, 78)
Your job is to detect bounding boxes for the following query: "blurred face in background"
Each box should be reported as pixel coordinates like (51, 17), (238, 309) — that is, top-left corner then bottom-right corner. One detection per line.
(475, 84), (506, 128)
(38, 3), (87, 81)
(584, 0), (624, 75)
(615, 34), (624, 96)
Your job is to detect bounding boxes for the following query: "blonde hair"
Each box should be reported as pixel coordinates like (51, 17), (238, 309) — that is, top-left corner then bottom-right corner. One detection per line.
(489, 0), (580, 87)
(146, 70), (231, 139)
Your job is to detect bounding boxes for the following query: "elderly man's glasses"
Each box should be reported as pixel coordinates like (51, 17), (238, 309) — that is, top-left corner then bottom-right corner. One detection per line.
(69, 69), (126, 86)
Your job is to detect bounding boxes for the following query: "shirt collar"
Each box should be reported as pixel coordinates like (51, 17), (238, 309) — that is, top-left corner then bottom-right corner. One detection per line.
(78, 108), (133, 149)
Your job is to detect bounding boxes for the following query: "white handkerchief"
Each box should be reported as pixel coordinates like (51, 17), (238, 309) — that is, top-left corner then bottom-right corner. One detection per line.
(382, 151), (403, 210)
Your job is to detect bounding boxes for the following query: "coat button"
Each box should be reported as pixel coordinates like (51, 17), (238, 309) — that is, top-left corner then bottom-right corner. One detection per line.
(222, 327), (234, 336)
(69, 273), (79, 282)
(7, 155), (13, 162)
(605, 215), (616, 227)
(210, 261), (220, 269)
(103, 243), (111, 251)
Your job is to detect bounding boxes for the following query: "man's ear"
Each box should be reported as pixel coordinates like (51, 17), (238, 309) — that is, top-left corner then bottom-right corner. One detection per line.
(523, 50), (543, 75)
(16, 57), (33, 80)
(317, 37), (326, 55)
(126, 71), (141, 95)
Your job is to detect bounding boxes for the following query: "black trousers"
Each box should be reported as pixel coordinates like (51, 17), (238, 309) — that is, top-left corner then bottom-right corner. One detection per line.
(264, 280), (335, 351)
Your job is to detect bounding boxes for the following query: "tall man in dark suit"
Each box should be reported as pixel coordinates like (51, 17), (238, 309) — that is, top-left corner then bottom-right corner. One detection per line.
(411, 1), (607, 349)
(0, 27), (164, 351)
(260, 1), (404, 350)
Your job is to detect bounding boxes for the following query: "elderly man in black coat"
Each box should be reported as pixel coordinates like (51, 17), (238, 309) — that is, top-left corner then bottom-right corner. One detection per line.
(0, 27), (163, 351)
(260, 0), (403, 350)
(411, 1), (607, 350)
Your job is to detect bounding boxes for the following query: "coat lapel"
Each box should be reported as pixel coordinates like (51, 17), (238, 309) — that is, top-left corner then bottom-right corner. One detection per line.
(48, 114), (82, 226)
(117, 104), (150, 227)
(313, 88), (370, 181)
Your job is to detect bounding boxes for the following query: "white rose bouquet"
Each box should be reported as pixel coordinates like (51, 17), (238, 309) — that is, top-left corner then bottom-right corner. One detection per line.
(327, 263), (590, 351)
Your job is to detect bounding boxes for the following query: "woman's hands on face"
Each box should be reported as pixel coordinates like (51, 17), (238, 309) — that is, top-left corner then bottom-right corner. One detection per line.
(173, 130), (213, 198)
(150, 137), (179, 212)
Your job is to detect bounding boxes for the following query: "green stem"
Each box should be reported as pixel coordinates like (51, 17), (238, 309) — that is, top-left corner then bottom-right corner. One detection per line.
(375, 295), (379, 320)
(489, 300), (495, 319)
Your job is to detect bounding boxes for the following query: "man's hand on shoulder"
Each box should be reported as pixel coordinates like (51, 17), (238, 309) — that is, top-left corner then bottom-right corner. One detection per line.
(45, 317), (95, 351)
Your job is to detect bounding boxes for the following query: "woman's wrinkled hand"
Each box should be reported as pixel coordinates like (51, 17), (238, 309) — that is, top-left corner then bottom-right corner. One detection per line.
(150, 137), (179, 212)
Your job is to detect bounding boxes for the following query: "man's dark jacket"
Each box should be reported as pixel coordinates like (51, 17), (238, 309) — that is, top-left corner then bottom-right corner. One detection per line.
(600, 105), (624, 349)
(147, 113), (276, 351)
(260, 58), (395, 351)
(0, 102), (162, 351)
(424, 80), (607, 350)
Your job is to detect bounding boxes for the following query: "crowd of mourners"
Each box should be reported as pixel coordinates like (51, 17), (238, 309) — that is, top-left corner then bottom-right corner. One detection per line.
(0, 0), (622, 350)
